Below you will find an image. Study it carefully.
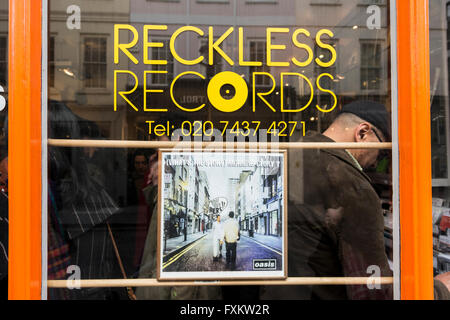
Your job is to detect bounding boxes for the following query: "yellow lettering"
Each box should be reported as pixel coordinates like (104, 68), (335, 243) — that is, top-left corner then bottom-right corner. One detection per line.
(266, 28), (290, 67)
(315, 29), (336, 68)
(209, 27), (234, 66)
(170, 71), (206, 112)
(143, 25), (168, 65)
(114, 70), (139, 111)
(316, 73), (337, 113)
(144, 71), (168, 112)
(291, 28), (313, 67)
(252, 72), (276, 113)
(170, 26), (205, 65)
(154, 124), (167, 136)
(114, 24), (139, 64)
(239, 28), (261, 67)
(280, 72), (313, 112)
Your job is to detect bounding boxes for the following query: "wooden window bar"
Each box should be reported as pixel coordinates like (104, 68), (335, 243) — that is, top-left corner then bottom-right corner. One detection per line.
(47, 278), (394, 288)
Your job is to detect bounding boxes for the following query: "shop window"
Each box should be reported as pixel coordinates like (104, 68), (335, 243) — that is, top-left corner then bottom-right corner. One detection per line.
(46, 0), (394, 300)
(83, 37), (107, 88)
(360, 41), (382, 90)
(151, 39), (174, 85)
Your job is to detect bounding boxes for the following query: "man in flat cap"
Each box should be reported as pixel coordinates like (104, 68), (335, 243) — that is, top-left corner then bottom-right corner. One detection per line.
(261, 100), (393, 300)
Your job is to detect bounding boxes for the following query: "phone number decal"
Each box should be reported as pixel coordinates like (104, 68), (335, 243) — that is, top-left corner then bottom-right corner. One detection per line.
(146, 120), (305, 137)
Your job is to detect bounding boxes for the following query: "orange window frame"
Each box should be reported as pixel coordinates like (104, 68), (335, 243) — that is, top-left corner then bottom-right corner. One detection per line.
(7, 0), (434, 300)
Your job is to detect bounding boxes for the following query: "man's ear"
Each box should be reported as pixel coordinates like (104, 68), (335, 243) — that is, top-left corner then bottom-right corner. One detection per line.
(355, 123), (371, 142)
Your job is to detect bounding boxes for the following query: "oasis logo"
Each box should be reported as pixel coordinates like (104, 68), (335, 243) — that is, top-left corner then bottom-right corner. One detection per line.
(253, 259), (276, 270)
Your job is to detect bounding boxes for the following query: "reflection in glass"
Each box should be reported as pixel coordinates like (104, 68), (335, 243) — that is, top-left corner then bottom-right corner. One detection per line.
(47, 0), (393, 300)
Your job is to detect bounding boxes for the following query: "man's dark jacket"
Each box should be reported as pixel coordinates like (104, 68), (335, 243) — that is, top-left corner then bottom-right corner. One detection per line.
(261, 132), (393, 300)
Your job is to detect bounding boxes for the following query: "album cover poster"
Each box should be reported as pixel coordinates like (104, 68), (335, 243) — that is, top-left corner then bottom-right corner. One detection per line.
(157, 151), (287, 280)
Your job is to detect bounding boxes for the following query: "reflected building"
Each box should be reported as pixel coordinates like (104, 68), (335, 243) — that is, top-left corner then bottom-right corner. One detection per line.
(294, 0), (391, 131)
(48, 1), (132, 206)
(47, 0), (393, 141)
(49, 0), (130, 139)
(124, 0), (391, 140)
(127, 0), (298, 139)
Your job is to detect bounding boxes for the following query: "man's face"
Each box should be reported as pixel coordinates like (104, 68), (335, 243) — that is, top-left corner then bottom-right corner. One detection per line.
(134, 155), (148, 176)
(354, 124), (385, 169)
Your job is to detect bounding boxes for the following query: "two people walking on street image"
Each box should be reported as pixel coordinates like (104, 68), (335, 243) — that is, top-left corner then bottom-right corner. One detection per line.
(212, 211), (240, 270)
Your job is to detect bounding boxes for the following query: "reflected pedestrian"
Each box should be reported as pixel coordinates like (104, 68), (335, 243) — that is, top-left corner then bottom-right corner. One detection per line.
(48, 100), (121, 299)
(261, 100), (393, 300)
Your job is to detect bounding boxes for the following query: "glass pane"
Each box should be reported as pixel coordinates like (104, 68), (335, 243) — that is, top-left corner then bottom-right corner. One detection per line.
(0, 0), (7, 301)
(48, 0), (393, 300)
(429, 0), (450, 296)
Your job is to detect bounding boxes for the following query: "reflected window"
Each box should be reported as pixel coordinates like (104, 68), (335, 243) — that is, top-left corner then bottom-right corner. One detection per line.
(151, 39), (174, 85)
(200, 39), (223, 79)
(360, 41), (381, 90)
(83, 37), (107, 88)
(250, 41), (270, 86)
(315, 39), (338, 91)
